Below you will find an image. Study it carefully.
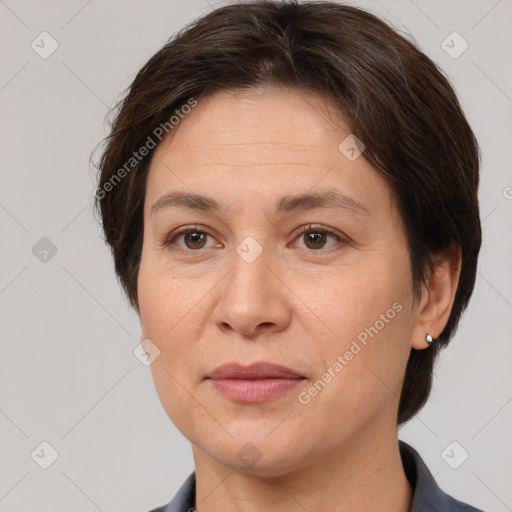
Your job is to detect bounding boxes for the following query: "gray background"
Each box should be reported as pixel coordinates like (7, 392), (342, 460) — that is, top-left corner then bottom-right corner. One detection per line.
(0, 0), (511, 511)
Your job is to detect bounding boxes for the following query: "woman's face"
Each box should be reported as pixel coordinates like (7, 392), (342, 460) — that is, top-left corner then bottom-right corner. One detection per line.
(138, 88), (421, 474)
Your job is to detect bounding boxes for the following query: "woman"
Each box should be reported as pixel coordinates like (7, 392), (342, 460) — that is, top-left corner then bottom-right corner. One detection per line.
(94, 1), (484, 511)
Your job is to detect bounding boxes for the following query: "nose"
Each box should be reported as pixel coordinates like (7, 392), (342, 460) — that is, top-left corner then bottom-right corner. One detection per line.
(211, 243), (292, 339)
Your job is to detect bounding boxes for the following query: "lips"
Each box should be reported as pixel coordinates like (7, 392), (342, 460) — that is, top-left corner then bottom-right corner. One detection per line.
(208, 362), (304, 380)
(206, 362), (305, 403)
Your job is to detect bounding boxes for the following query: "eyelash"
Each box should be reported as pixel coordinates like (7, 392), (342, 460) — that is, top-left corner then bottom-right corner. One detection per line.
(160, 224), (348, 254)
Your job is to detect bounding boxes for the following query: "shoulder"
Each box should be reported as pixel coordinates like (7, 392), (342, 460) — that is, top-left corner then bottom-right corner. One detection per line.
(147, 471), (196, 512)
(399, 440), (485, 512)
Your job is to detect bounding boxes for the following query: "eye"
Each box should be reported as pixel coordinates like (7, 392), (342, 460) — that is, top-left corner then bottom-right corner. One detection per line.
(162, 225), (221, 251)
(292, 224), (347, 251)
(160, 224), (347, 253)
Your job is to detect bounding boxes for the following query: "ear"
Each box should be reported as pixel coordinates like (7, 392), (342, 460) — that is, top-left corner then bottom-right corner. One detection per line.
(411, 242), (462, 350)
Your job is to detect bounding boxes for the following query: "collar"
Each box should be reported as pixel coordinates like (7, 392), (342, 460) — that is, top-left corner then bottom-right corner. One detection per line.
(398, 440), (483, 511)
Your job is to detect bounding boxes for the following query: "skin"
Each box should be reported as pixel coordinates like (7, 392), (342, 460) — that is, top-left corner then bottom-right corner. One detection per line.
(137, 88), (461, 512)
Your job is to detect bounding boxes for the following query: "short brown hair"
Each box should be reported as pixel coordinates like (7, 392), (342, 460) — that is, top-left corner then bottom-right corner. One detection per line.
(93, 0), (481, 425)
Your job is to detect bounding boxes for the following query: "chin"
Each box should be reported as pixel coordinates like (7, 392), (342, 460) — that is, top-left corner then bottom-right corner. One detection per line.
(196, 427), (311, 475)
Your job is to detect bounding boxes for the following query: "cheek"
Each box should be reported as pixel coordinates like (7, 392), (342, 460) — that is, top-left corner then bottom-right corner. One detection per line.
(138, 253), (201, 340)
(137, 253), (211, 391)
(300, 258), (404, 344)
(298, 302), (410, 445)
(301, 256), (412, 405)
(138, 264), (208, 437)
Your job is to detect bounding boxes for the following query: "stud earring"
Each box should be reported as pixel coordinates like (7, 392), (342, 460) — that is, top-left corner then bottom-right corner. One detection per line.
(425, 333), (436, 344)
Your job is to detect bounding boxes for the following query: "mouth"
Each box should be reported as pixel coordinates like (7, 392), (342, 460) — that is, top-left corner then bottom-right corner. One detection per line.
(205, 362), (306, 403)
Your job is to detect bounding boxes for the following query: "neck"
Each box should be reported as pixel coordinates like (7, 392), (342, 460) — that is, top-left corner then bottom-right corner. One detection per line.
(192, 421), (412, 512)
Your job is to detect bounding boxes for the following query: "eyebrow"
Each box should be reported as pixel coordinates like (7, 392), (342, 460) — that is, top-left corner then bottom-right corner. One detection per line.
(150, 189), (371, 217)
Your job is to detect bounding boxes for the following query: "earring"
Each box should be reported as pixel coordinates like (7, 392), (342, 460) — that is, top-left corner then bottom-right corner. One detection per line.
(425, 333), (436, 344)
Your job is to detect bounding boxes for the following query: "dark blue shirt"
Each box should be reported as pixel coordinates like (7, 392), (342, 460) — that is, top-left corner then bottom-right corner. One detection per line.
(149, 440), (484, 511)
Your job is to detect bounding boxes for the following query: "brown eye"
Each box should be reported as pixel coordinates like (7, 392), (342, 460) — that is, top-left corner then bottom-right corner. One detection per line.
(183, 231), (208, 249)
(293, 225), (347, 252)
(164, 225), (219, 252)
(303, 231), (329, 250)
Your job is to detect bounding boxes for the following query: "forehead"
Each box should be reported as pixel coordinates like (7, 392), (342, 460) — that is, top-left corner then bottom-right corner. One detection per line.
(154, 88), (345, 166)
(145, 88), (395, 219)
